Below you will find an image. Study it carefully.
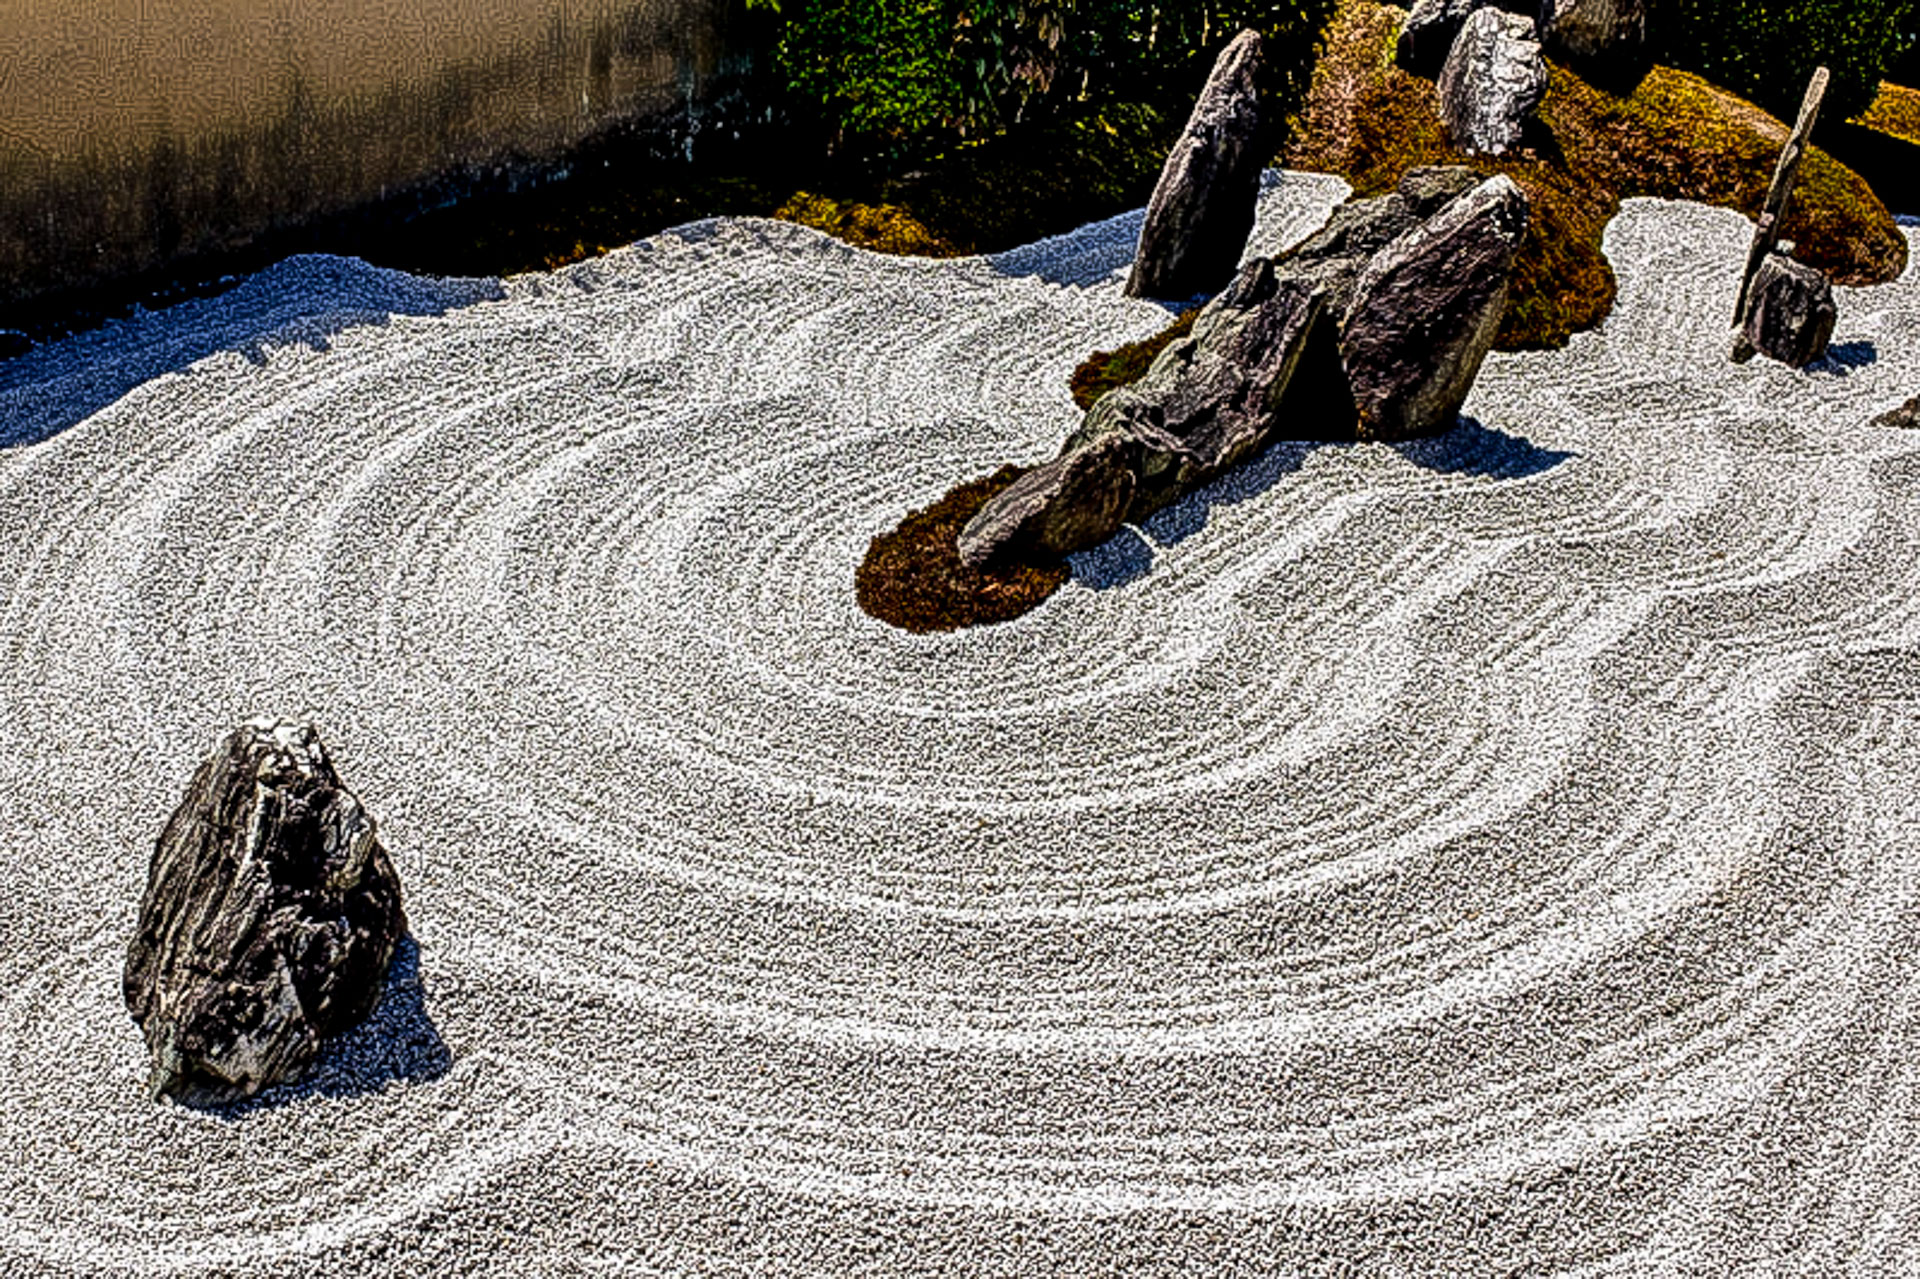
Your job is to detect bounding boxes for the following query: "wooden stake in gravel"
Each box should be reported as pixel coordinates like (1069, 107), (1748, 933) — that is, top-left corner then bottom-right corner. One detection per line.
(1731, 66), (1828, 362)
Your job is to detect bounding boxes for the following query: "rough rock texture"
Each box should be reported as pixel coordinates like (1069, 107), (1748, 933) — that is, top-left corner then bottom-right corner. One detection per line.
(124, 719), (406, 1106)
(1740, 252), (1837, 367)
(1341, 174), (1531, 441)
(1873, 396), (1920, 429)
(1437, 8), (1548, 157)
(1126, 29), (1267, 300)
(1088, 270), (1328, 521)
(1536, 0), (1647, 68)
(956, 431), (1138, 569)
(1397, 0), (1501, 78)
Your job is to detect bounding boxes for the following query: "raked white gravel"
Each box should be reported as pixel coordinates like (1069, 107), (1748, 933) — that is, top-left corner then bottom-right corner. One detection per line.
(3, 171), (1920, 1275)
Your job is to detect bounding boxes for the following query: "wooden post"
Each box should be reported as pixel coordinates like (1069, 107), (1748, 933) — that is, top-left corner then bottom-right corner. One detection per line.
(1731, 66), (1829, 362)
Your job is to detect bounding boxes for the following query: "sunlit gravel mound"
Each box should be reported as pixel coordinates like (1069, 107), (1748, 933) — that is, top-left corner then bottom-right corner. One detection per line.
(3, 172), (1919, 1275)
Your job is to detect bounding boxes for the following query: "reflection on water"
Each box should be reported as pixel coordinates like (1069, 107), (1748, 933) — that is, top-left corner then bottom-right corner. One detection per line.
(0, 0), (754, 311)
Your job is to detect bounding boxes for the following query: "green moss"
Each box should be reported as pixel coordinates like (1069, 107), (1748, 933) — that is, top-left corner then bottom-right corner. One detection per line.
(855, 465), (1068, 633)
(1068, 307), (1200, 410)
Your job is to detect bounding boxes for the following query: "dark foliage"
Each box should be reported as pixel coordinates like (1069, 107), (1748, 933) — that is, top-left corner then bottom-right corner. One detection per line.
(1650, 0), (1918, 128)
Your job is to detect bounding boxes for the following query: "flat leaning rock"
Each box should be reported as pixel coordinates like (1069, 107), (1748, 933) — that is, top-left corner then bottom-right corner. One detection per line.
(123, 719), (407, 1106)
(957, 431), (1139, 569)
(1126, 29), (1266, 301)
(1437, 7), (1547, 157)
(1341, 174), (1530, 442)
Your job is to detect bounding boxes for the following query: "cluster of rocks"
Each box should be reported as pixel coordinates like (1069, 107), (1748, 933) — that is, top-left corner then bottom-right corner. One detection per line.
(124, 718), (406, 1106)
(1391, 0), (1645, 156)
(960, 165), (1530, 569)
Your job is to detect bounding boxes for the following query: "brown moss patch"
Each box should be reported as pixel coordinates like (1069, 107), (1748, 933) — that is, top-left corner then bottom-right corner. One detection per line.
(1858, 82), (1920, 147)
(774, 192), (965, 256)
(856, 466), (1069, 633)
(1280, 0), (1905, 350)
(1068, 307), (1200, 409)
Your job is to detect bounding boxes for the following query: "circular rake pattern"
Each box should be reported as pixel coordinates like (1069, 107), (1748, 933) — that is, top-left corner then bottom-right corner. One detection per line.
(2, 179), (1920, 1275)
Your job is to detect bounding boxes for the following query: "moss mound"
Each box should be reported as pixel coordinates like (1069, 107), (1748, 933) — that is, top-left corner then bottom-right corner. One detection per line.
(1860, 82), (1920, 147)
(856, 466), (1068, 633)
(1068, 308), (1200, 410)
(774, 192), (964, 257)
(1280, 0), (1906, 350)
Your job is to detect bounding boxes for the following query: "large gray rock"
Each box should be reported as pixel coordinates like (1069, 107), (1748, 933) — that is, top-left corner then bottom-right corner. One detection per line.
(1340, 174), (1529, 441)
(956, 431), (1138, 569)
(1126, 30), (1267, 300)
(1397, 0), (1501, 78)
(1437, 8), (1547, 157)
(1740, 251), (1837, 367)
(1091, 269), (1329, 520)
(1536, 0), (1646, 68)
(124, 719), (407, 1105)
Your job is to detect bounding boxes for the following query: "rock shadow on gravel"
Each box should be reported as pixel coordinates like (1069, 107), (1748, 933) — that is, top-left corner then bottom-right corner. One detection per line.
(1807, 340), (1878, 376)
(1391, 416), (1575, 480)
(0, 256), (503, 450)
(1069, 418), (1573, 590)
(185, 935), (452, 1118)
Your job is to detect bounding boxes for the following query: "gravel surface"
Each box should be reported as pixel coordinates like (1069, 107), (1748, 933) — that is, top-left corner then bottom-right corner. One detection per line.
(3, 172), (1920, 1276)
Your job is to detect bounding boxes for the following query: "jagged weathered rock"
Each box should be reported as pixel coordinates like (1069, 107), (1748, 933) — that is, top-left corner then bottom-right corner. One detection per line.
(1091, 270), (1329, 520)
(1536, 0), (1647, 69)
(1872, 395), (1920, 429)
(1437, 8), (1547, 157)
(1341, 174), (1530, 441)
(1739, 252), (1837, 367)
(1126, 29), (1267, 300)
(1396, 0), (1501, 77)
(124, 719), (406, 1105)
(956, 431), (1138, 569)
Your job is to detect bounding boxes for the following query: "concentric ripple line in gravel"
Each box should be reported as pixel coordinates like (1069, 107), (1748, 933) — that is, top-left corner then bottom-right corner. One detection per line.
(3, 174), (1920, 1275)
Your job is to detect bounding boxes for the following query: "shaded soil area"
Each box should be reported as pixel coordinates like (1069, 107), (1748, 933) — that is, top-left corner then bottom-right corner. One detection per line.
(856, 466), (1068, 633)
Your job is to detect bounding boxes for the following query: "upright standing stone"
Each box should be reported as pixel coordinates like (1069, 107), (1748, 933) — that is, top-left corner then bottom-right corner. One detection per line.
(1126, 30), (1267, 301)
(1741, 251), (1837, 366)
(1437, 8), (1548, 157)
(1732, 67), (1829, 361)
(1341, 175), (1530, 441)
(1536, 0), (1647, 67)
(124, 719), (407, 1105)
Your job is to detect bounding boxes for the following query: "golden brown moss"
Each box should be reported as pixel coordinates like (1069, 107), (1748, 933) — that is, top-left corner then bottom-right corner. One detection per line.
(1858, 81), (1920, 146)
(856, 466), (1069, 633)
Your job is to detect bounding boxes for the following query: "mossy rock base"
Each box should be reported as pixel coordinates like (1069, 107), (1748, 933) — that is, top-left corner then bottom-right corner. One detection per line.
(1282, 0), (1906, 351)
(857, 466), (1069, 634)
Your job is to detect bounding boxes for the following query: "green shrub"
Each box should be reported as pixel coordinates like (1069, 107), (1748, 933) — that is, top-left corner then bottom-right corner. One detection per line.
(747, 0), (1337, 165)
(1651, 0), (1918, 126)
